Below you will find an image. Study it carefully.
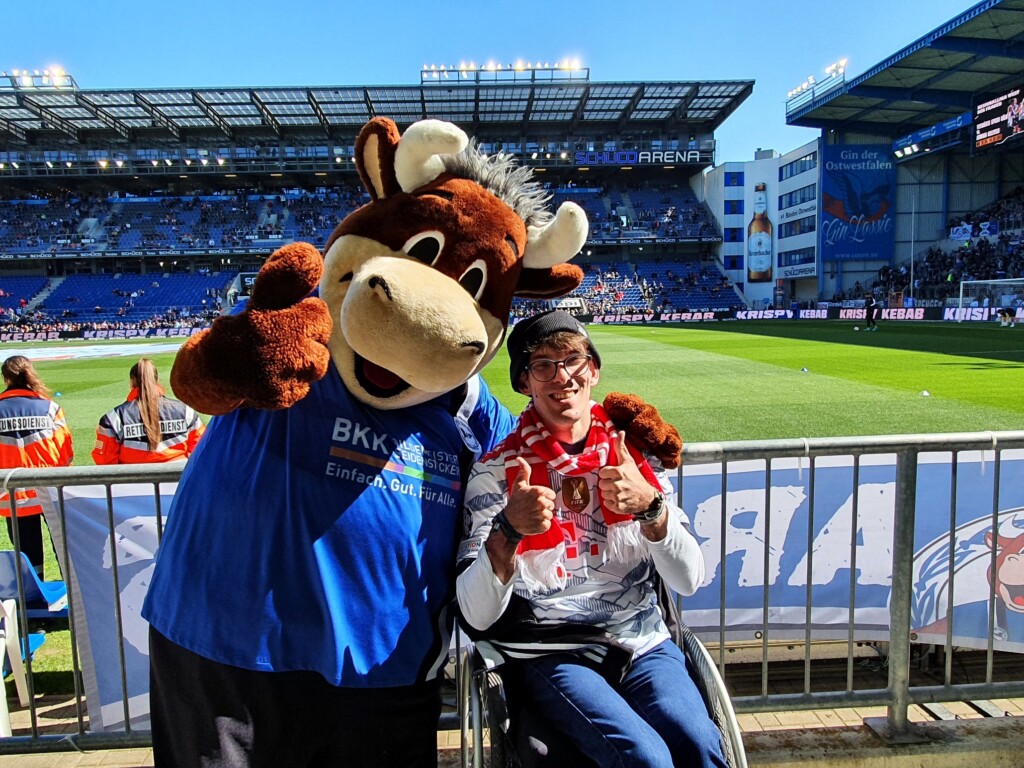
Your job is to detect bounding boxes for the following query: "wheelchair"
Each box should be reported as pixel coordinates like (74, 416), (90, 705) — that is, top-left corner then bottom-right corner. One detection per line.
(457, 580), (747, 768)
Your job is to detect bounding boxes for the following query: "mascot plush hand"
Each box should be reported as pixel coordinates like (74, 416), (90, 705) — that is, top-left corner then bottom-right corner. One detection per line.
(143, 117), (679, 766)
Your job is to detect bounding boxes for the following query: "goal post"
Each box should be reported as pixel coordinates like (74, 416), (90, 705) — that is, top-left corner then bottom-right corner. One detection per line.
(957, 278), (1024, 321)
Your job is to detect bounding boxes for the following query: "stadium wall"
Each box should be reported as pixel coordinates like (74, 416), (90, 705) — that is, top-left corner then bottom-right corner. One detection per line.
(551, 306), (1015, 326)
(2, 305), (1019, 345)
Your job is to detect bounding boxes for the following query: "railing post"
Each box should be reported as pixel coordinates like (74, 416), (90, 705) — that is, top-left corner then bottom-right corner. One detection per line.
(888, 448), (917, 732)
(866, 447), (931, 743)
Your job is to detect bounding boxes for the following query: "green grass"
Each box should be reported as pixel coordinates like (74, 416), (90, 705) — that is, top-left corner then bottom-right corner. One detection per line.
(6, 321), (1021, 454)
(477, 321), (1024, 442)
(5, 320), (1024, 690)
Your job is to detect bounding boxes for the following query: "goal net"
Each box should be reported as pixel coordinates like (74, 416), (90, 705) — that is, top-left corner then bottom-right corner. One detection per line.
(957, 278), (1024, 317)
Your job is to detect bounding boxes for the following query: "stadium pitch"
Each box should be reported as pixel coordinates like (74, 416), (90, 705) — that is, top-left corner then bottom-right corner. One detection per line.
(5, 319), (1022, 463)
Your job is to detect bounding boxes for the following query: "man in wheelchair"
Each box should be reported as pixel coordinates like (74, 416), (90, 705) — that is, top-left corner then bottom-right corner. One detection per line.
(456, 310), (728, 767)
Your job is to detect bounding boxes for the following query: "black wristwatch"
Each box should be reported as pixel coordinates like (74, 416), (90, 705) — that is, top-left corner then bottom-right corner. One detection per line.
(632, 491), (666, 524)
(491, 510), (524, 545)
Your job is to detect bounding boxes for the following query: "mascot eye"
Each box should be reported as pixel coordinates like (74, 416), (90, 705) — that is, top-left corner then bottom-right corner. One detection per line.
(458, 260), (487, 301)
(402, 231), (444, 265)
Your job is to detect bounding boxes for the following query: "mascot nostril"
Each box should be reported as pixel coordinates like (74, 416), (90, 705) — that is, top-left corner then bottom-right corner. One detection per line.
(368, 275), (393, 301)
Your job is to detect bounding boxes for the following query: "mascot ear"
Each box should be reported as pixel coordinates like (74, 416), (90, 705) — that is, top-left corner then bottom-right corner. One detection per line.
(355, 118), (470, 201)
(355, 118), (403, 200)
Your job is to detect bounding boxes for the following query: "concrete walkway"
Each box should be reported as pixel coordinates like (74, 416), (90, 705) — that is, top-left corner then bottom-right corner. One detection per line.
(0, 695), (1020, 767)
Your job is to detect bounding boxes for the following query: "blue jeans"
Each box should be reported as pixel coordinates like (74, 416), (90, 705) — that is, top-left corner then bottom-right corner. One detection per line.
(517, 639), (728, 768)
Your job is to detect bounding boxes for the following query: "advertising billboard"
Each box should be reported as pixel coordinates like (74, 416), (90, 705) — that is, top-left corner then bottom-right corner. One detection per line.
(820, 145), (895, 263)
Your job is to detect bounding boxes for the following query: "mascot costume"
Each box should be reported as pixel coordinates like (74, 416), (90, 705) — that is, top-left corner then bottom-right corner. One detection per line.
(141, 117), (680, 767)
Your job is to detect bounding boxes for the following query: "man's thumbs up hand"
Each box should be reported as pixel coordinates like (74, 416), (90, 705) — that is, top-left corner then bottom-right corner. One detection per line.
(599, 432), (657, 517)
(506, 457), (555, 535)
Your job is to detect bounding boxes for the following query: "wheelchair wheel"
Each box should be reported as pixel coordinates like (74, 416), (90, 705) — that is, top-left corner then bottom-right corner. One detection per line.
(481, 668), (519, 768)
(679, 625), (748, 768)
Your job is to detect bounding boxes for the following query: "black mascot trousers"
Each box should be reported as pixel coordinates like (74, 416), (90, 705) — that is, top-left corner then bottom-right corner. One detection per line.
(149, 628), (443, 768)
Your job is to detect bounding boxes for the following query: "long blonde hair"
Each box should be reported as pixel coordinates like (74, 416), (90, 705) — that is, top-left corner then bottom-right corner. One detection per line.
(2, 355), (51, 397)
(130, 358), (165, 451)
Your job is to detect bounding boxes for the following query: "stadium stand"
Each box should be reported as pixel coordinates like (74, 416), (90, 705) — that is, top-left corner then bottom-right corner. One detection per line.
(0, 181), (739, 329)
(41, 272), (237, 324)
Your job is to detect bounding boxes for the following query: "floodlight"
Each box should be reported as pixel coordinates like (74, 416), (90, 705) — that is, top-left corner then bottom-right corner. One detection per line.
(151, 160), (159, 166)
(115, 160), (123, 168)
(64, 161), (72, 167)
(10, 162), (17, 169)
(45, 161), (53, 168)
(200, 158), (209, 166)
(98, 159), (108, 168)
(911, 144), (919, 152)
(0, 163), (4, 169)
(894, 149), (904, 158)
(216, 158), (225, 166)
(164, 158), (172, 166)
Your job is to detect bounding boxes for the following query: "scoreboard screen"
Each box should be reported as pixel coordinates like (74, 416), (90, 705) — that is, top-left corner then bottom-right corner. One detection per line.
(974, 84), (1024, 150)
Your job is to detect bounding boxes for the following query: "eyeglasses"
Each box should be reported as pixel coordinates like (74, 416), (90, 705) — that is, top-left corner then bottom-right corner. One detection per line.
(525, 354), (592, 382)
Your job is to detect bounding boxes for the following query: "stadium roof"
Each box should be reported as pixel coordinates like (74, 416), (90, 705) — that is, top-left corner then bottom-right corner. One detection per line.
(0, 71), (753, 146)
(786, 0), (1024, 136)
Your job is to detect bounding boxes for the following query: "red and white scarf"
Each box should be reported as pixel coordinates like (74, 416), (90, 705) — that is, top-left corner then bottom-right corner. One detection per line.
(500, 400), (663, 591)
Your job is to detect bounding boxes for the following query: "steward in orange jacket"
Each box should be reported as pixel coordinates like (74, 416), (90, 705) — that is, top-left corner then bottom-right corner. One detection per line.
(0, 356), (73, 574)
(92, 358), (204, 465)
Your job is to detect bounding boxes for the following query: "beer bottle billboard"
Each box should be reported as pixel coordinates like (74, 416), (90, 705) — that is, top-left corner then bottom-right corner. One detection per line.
(747, 182), (773, 282)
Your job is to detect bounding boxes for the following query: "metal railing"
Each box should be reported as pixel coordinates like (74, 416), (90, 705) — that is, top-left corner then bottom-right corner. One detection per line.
(678, 430), (1024, 740)
(0, 431), (1021, 753)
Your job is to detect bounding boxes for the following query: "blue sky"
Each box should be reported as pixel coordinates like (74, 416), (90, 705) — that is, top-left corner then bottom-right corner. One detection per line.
(5, 0), (978, 162)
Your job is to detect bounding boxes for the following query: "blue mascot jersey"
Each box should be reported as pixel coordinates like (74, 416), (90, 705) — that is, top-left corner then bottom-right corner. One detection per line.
(142, 363), (514, 687)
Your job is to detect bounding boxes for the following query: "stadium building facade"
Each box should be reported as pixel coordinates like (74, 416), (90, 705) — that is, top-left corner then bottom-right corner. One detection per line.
(786, 0), (1024, 315)
(704, 139), (820, 309)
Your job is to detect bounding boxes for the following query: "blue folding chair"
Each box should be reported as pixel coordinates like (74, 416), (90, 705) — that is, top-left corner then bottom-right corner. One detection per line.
(0, 551), (68, 621)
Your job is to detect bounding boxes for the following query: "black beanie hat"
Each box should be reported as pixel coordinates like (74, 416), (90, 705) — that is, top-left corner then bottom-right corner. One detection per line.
(507, 310), (601, 390)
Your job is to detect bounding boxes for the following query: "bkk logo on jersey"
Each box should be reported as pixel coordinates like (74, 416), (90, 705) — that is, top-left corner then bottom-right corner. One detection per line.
(325, 416), (461, 503)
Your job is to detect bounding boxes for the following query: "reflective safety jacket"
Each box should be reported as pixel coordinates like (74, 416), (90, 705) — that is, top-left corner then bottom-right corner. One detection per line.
(92, 388), (205, 465)
(0, 388), (74, 517)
